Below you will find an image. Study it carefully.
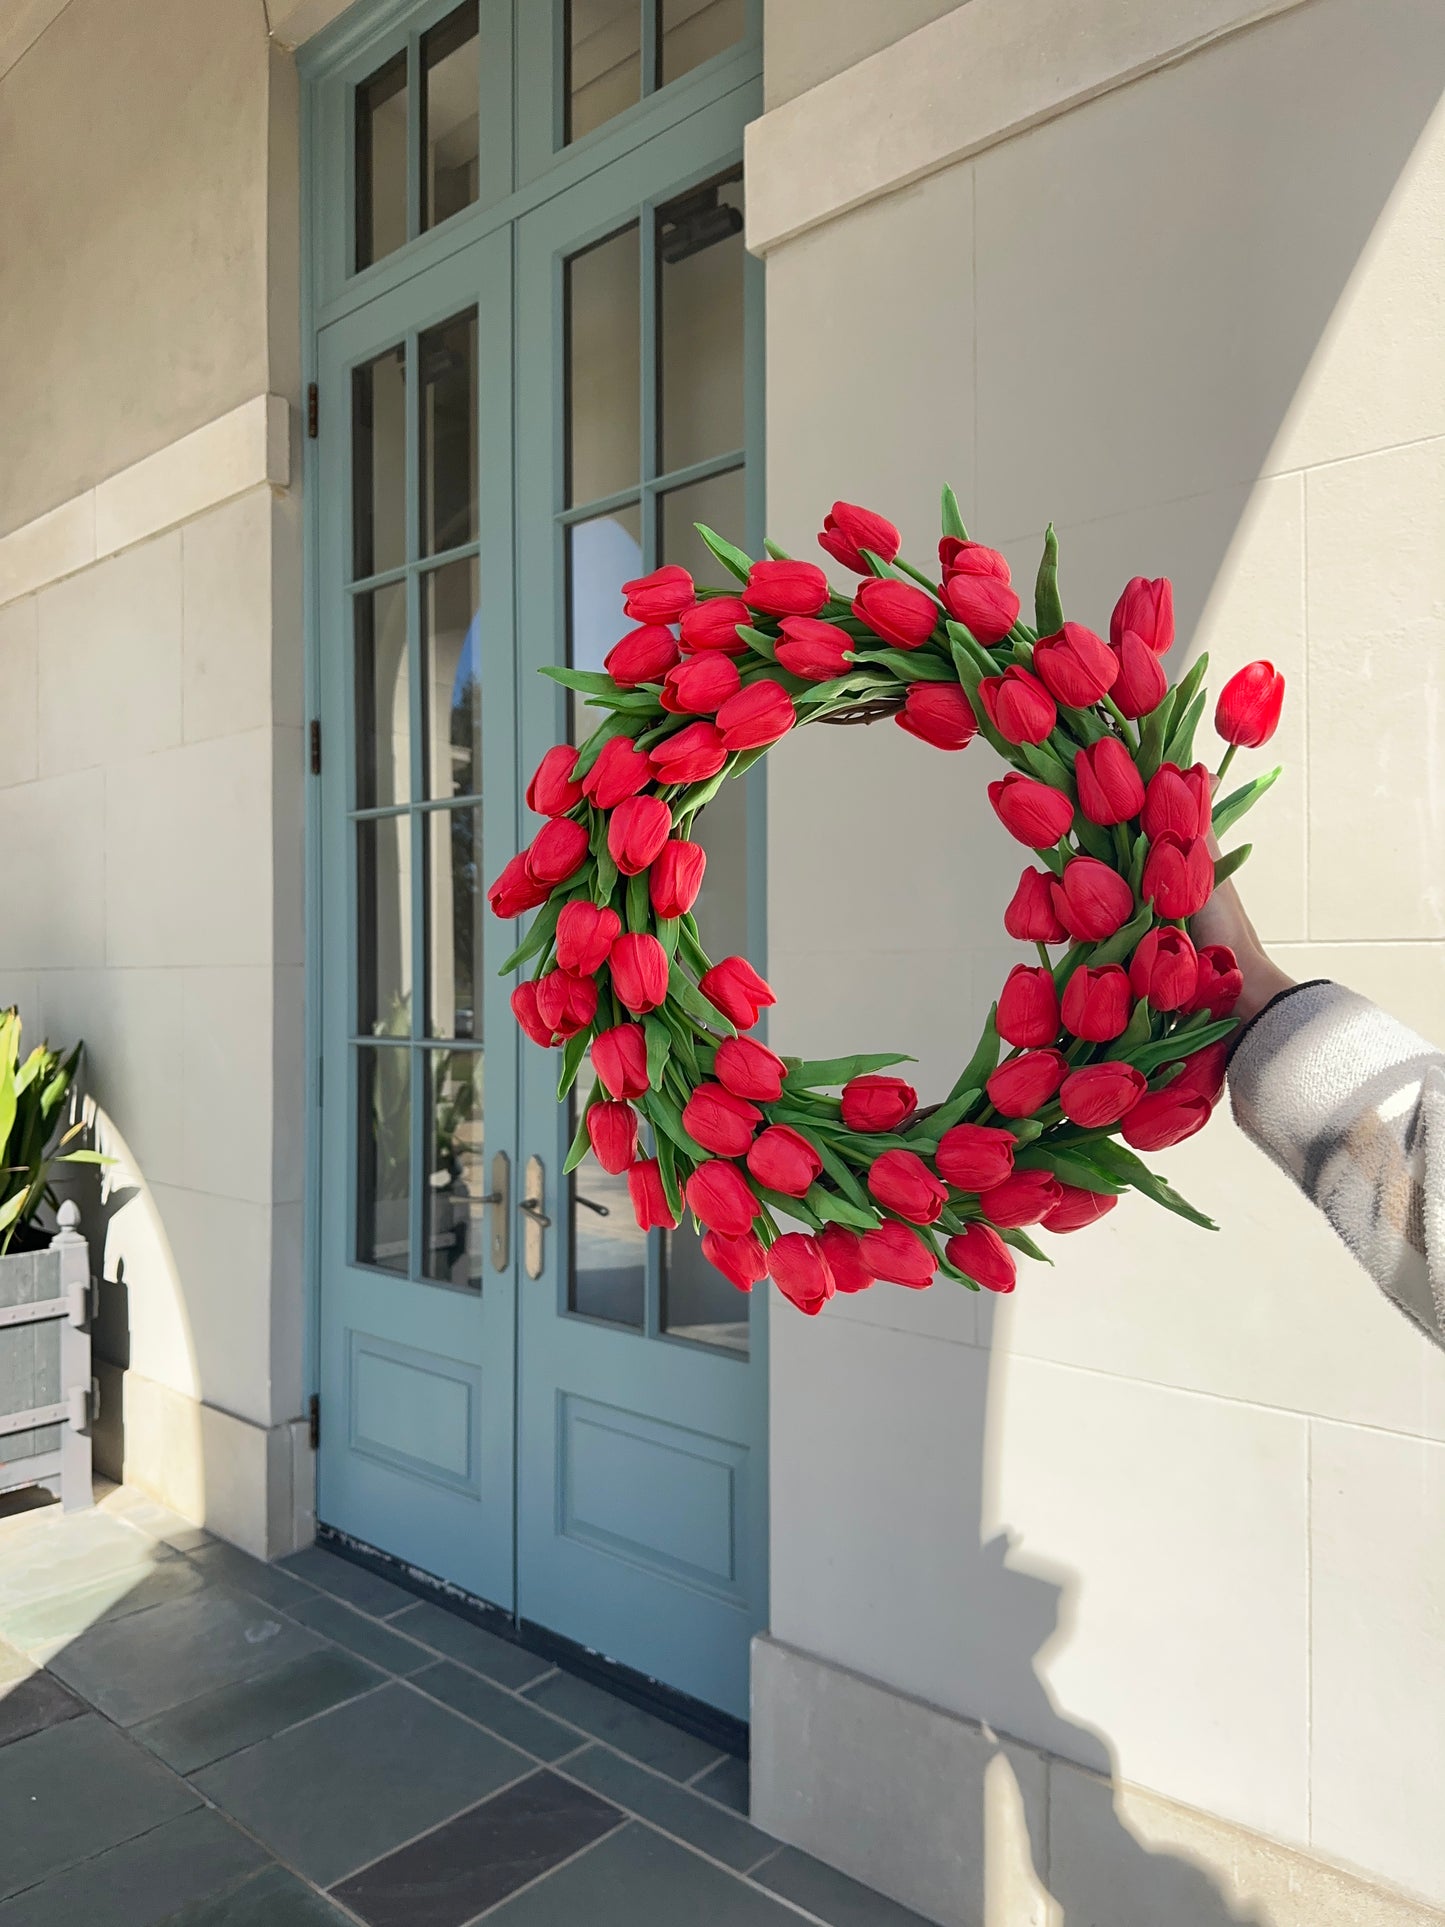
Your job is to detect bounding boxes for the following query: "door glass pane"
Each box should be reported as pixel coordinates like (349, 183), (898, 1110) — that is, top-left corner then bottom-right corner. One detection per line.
(357, 1046), (410, 1273)
(357, 816), (413, 1037)
(355, 50), (408, 272)
(657, 170), (745, 475)
(664, 1225), (748, 1352)
(422, 3), (480, 233)
(567, 503), (642, 742)
(420, 309), (478, 556)
(566, 225), (640, 506)
(353, 345), (407, 579)
(354, 582), (410, 809)
(659, 464), (745, 584)
(570, 1133), (645, 1328)
(660, 0), (746, 85)
(566, 0), (641, 143)
(426, 1049), (485, 1289)
(425, 558), (481, 799)
(427, 806), (482, 1041)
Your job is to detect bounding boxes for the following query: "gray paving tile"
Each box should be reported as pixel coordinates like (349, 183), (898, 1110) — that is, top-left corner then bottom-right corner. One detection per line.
(0, 1506), (166, 1612)
(389, 1601), (550, 1688)
(161, 1864), (353, 1926)
(95, 1489), (211, 1552)
(0, 1554), (206, 1650)
(0, 1636), (33, 1685)
(521, 1670), (722, 1781)
(278, 1545), (416, 1616)
(562, 1743), (775, 1872)
(0, 1805), (265, 1927)
(0, 1713), (198, 1901)
(693, 1751), (751, 1814)
(285, 1592), (433, 1675)
(333, 1768), (623, 1927)
(412, 1661), (582, 1762)
(0, 1666), (84, 1747)
(133, 1646), (384, 1774)
(193, 1680), (531, 1888)
(186, 1541), (320, 1614)
(483, 1820), (801, 1925)
(752, 1845), (935, 1926)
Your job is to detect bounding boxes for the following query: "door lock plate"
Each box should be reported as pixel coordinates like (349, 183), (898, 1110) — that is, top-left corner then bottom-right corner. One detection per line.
(489, 1151), (510, 1272)
(522, 1156), (548, 1279)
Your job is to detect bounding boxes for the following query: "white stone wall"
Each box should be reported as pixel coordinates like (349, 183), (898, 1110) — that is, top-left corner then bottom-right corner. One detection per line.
(757, 0), (1445, 1915)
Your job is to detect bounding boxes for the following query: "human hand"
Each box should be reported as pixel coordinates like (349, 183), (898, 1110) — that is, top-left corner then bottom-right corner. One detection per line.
(1191, 784), (1295, 1025)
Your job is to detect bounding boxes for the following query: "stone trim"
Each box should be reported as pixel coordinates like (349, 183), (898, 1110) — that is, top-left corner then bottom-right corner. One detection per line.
(744, 0), (1314, 256)
(0, 394), (291, 609)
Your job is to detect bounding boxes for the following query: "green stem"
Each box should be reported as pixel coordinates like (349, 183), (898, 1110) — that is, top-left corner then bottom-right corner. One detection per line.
(1035, 942), (1053, 972)
(1103, 696), (1138, 745)
(1215, 742), (1238, 782)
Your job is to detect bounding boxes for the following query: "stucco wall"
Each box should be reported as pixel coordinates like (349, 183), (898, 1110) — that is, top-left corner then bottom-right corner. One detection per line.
(760, 0), (1445, 1914)
(762, 0), (966, 107)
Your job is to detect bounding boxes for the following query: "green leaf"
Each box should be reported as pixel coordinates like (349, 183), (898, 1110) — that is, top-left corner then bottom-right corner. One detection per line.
(849, 648), (955, 683)
(807, 1135), (874, 1211)
(804, 1185), (878, 1232)
(753, 1185), (821, 1231)
(1084, 901), (1153, 971)
(945, 620), (1003, 681)
(762, 538), (791, 561)
(695, 522), (752, 585)
(1013, 1145), (1126, 1193)
(1018, 740), (1075, 791)
(1163, 689), (1208, 769)
(1072, 813), (1113, 862)
(908, 1087), (981, 1147)
(571, 712), (634, 780)
(1212, 769), (1280, 839)
(668, 962), (734, 1036)
(498, 895), (563, 976)
(1116, 996), (1155, 1054)
(997, 1225), (1053, 1264)
(1123, 1015), (1237, 1074)
(941, 484), (968, 541)
(1034, 524), (1064, 636)
(1125, 1166), (1218, 1231)
(641, 1088), (707, 1161)
(556, 1030), (590, 1101)
(787, 1051), (915, 1090)
(655, 1131), (684, 1218)
(656, 916), (680, 961)
(1213, 843), (1252, 887)
(953, 1007), (1000, 1098)
(626, 868), (651, 934)
(540, 665), (625, 698)
(736, 623), (778, 662)
(563, 1087), (596, 1175)
(643, 1014), (672, 1090)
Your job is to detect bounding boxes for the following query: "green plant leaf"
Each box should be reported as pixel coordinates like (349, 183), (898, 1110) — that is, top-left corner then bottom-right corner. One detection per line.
(643, 1015), (672, 1090)
(804, 1186), (879, 1232)
(1213, 843), (1253, 887)
(626, 868), (651, 934)
(695, 522), (752, 584)
(571, 712), (634, 780)
(953, 1006), (1000, 1098)
(736, 623), (778, 661)
(908, 1086), (981, 1147)
(753, 1185), (821, 1231)
(498, 896), (564, 976)
(941, 485), (968, 541)
(849, 648), (954, 683)
(997, 1225), (1053, 1264)
(539, 665), (626, 698)
(668, 963), (733, 1036)
(1012, 1145), (1126, 1193)
(786, 1051), (915, 1090)
(1211, 766), (1280, 839)
(563, 1089), (596, 1175)
(1034, 524), (1064, 636)
(1163, 689), (1208, 769)
(1084, 901), (1153, 971)
(1123, 1015), (1237, 1074)
(556, 1030), (590, 1101)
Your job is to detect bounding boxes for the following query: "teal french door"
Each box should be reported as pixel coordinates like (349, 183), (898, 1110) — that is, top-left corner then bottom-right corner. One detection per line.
(310, 0), (765, 1718)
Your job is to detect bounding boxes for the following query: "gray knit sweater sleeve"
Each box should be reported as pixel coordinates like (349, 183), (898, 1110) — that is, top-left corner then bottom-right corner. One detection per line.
(1227, 980), (1445, 1346)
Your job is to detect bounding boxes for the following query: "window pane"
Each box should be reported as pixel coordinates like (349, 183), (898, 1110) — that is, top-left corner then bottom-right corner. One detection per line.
(570, 1138), (645, 1328)
(426, 1048), (485, 1289)
(659, 464), (745, 585)
(357, 1045), (411, 1273)
(657, 170), (745, 476)
(355, 50), (408, 272)
(566, 225), (640, 506)
(353, 345), (407, 580)
(427, 806), (482, 1041)
(425, 558), (481, 800)
(567, 504), (642, 743)
(660, 0), (746, 85)
(420, 309), (478, 557)
(355, 582), (409, 810)
(422, 3), (480, 233)
(567, 0), (641, 143)
(357, 816), (413, 1038)
(663, 1221), (748, 1352)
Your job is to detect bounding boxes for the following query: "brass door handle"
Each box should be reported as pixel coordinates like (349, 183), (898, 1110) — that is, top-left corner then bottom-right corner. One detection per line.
(519, 1198), (552, 1229)
(574, 1193), (610, 1217)
(522, 1156), (548, 1278)
(488, 1152), (510, 1272)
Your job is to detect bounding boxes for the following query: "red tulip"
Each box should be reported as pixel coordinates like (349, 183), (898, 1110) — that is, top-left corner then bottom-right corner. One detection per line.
(1061, 965), (1132, 1042)
(1188, 944), (1243, 1019)
(938, 539), (1010, 584)
(702, 1228), (768, 1292)
(623, 564), (693, 624)
(818, 501), (901, 573)
(607, 794), (672, 875)
(1003, 868), (1067, 944)
(769, 1232), (836, 1315)
(715, 1035), (787, 1102)
(648, 720), (728, 787)
(747, 1125), (822, 1198)
(592, 1023), (649, 1099)
(489, 852), (552, 918)
(776, 617), (854, 681)
(816, 1223), (875, 1294)
(852, 577), (939, 650)
(699, 956), (775, 1029)
(1128, 926), (1198, 1011)
(1170, 1038), (1230, 1104)
(684, 1082), (763, 1158)
(867, 1149), (949, 1225)
(511, 980), (558, 1049)
(895, 682), (978, 751)
(649, 839), (706, 918)
(988, 773), (1074, 848)
(586, 1101), (638, 1175)
(555, 901), (620, 976)
(1122, 1086), (1211, 1151)
(1142, 832), (1213, 918)
(686, 1159), (760, 1237)
(840, 1075), (917, 1133)
(944, 1223), (1016, 1292)
(1032, 624), (1118, 708)
(1059, 1061), (1147, 1127)
(1110, 632), (1168, 719)
(979, 1168), (1062, 1228)
(1050, 857), (1134, 942)
(941, 571), (1020, 644)
(1110, 577), (1174, 656)
(716, 679), (795, 751)
(1043, 1186), (1119, 1233)
(661, 654), (741, 714)
(627, 1157), (678, 1229)
(986, 1049), (1067, 1118)
(680, 596), (750, 655)
(1074, 736), (1145, 826)
(535, 968), (598, 1039)
(609, 932), (669, 1014)
(997, 965), (1061, 1048)
(605, 624), (681, 687)
(524, 816), (590, 887)
(979, 666), (1057, 746)
(526, 743), (584, 816)
(581, 735), (651, 808)
(1142, 762), (1211, 841)
(935, 1122), (1016, 1191)
(859, 1219), (936, 1288)
(745, 559), (829, 619)
(1215, 661), (1285, 748)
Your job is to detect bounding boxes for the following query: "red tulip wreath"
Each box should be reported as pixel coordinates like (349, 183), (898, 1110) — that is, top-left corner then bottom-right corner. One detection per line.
(488, 491), (1286, 1316)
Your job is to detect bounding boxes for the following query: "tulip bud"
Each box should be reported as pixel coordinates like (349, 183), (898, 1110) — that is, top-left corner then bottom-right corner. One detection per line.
(1061, 964), (1133, 1042)
(526, 743), (584, 816)
(1188, 944), (1243, 1019)
(1058, 1061), (1147, 1128)
(623, 564), (693, 624)
(534, 967), (598, 1039)
(1215, 660), (1285, 748)
(607, 794), (672, 876)
(683, 1082), (763, 1158)
(586, 1101), (639, 1175)
(511, 980), (558, 1049)
(581, 735), (651, 808)
(979, 1167), (1063, 1228)
(867, 1149), (950, 1225)
(1074, 736), (1145, 826)
(680, 596), (750, 654)
(935, 1122), (1016, 1191)
(699, 956), (775, 1029)
(555, 900), (621, 976)
(1032, 623), (1118, 708)
(745, 559), (829, 619)
(818, 501), (901, 573)
(686, 1159), (760, 1237)
(524, 816), (590, 888)
(627, 1157), (678, 1229)
(661, 653), (741, 714)
(985, 1049), (1067, 1118)
(746, 1125), (823, 1198)
(996, 965), (1062, 1048)
(1004, 868), (1068, 944)
(852, 577), (940, 650)
(858, 1219), (936, 1288)
(940, 570), (1020, 644)
(938, 539), (1010, 584)
(1050, 857), (1134, 942)
(988, 773), (1075, 849)
(979, 666), (1057, 746)
(488, 851), (552, 918)
(1142, 832), (1213, 918)
(604, 624), (681, 687)
(1142, 762), (1211, 841)
(944, 1222), (1016, 1292)
(895, 682), (978, 751)
(1109, 631), (1168, 719)
(702, 1228), (769, 1292)
(592, 1022), (649, 1099)
(769, 1232), (836, 1315)
(1127, 926), (1198, 1011)
(816, 1223), (876, 1294)
(1110, 577), (1174, 656)
(1122, 1086), (1211, 1151)
(716, 679), (795, 751)
(714, 1035), (787, 1102)
(1043, 1186), (1119, 1233)
(776, 616), (854, 681)
(609, 932), (669, 1014)
(1170, 1039), (1230, 1104)
(649, 839), (706, 919)
(648, 721), (728, 786)
(840, 1075), (917, 1133)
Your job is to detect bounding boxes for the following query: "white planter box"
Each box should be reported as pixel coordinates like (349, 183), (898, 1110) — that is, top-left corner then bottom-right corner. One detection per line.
(0, 1202), (95, 1510)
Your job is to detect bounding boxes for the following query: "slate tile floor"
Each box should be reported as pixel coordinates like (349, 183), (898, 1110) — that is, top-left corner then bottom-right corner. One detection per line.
(0, 1485), (930, 1926)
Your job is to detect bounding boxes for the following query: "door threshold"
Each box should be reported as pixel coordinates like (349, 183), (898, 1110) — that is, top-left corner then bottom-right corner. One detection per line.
(315, 1522), (749, 1760)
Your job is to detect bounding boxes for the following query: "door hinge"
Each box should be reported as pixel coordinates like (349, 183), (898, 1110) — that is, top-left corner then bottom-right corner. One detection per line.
(307, 382), (319, 439)
(310, 718), (322, 775)
(308, 1392), (320, 1450)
